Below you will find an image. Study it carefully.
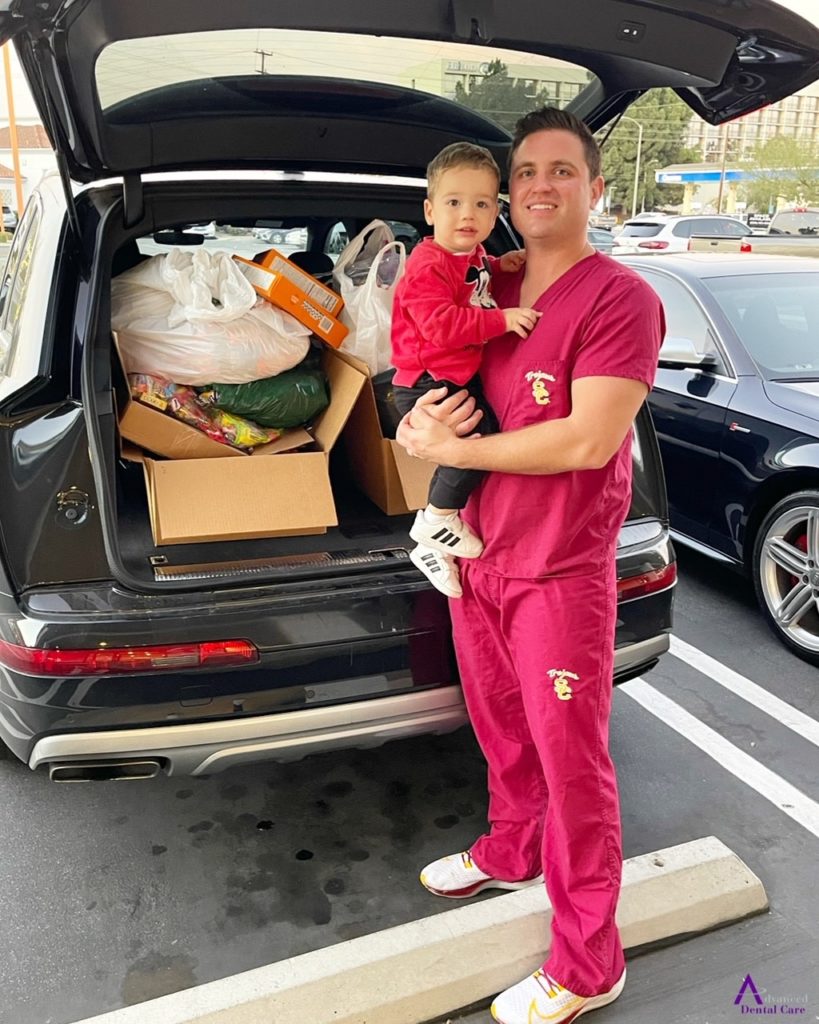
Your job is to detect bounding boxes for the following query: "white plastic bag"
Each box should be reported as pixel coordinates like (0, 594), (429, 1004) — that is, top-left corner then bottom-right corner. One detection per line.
(111, 249), (311, 385)
(333, 228), (406, 376)
(333, 219), (395, 288)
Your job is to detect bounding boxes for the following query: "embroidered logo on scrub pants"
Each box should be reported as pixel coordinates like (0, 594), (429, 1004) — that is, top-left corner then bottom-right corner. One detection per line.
(548, 668), (578, 701)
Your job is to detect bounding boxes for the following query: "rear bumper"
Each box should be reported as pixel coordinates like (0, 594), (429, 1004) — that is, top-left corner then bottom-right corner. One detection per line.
(29, 685), (469, 775)
(2, 523), (674, 776)
(29, 631), (670, 777)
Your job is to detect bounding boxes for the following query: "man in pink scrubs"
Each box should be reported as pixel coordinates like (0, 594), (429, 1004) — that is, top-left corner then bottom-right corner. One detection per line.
(397, 108), (665, 1024)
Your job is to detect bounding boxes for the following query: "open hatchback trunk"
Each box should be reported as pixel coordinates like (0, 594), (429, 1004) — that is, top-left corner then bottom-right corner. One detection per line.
(2, 0), (818, 593)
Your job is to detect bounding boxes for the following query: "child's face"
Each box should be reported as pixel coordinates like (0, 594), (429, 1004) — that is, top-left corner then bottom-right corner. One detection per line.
(424, 166), (499, 254)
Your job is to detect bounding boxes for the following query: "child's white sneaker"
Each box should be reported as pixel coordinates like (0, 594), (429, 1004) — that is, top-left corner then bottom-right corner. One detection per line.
(409, 545), (462, 598)
(409, 510), (484, 558)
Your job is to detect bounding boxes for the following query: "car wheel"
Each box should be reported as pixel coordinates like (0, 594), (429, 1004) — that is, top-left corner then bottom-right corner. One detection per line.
(752, 490), (819, 665)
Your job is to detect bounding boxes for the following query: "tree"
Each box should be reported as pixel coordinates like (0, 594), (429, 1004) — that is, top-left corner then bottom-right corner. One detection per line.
(598, 90), (696, 213)
(454, 60), (554, 134)
(740, 135), (819, 212)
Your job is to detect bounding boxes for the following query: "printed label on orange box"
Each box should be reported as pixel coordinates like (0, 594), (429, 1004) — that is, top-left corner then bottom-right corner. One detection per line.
(233, 255), (348, 349)
(261, 251), (343, 316)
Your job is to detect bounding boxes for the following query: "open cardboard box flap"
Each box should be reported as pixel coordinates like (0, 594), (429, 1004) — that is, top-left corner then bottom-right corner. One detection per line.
(120, 397), (314, 460)
(341, 360), (435, 515)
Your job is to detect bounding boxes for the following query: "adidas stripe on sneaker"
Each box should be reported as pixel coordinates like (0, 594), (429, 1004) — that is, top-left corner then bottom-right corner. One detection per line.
(410, 510), (484, 558)
(409, 545), (462, 598)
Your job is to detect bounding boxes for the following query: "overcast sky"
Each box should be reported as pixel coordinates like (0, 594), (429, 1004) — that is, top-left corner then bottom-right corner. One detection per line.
(2, 1), (818, 122)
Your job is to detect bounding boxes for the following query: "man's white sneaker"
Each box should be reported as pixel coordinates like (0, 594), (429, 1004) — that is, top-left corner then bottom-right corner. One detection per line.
(409, 545), (462, 598)
(491, 967), (626, 1024)
(419, 851), (543, 899)
(409, 510), (484, 558)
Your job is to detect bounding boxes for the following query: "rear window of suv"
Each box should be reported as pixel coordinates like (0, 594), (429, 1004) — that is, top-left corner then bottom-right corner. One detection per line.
(94, 29), (598, 134)
(769, 211), (819, 235)
(619, 223), (664, 238)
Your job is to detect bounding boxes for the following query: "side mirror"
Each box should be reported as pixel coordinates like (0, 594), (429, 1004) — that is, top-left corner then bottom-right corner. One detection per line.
(658, 336), (718, 370)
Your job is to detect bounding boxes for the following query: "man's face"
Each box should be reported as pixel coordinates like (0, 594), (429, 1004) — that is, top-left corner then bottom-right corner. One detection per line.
(509, 129), (604, 247)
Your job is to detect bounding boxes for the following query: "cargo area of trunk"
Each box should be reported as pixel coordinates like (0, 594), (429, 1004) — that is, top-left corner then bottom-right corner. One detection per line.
(114, 444), (417, 585)
(102, 178), (448, 589)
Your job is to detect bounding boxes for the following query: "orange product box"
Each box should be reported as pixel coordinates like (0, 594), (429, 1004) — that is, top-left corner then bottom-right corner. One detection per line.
(233, 252), (348, 349)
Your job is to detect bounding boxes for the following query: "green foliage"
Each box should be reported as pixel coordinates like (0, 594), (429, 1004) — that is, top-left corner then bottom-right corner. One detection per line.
(453, 59), (555, 134)
(455, 72), (695, 214)
(739, 135), (819, 211)
(598, 90), (694, 213)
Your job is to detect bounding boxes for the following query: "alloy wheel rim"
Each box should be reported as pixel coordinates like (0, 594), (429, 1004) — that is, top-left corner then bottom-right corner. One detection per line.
(760, 505), (819, 653)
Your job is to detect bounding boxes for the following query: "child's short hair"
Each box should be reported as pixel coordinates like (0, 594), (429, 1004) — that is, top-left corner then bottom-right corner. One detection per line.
(426, 142), (501, 198)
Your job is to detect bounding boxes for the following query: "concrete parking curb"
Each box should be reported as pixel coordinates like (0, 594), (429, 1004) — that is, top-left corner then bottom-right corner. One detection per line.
(73, 835), (767, 1024)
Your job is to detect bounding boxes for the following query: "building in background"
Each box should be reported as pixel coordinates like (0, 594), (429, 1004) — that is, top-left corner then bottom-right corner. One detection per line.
(684, 81), (819, 162)
(0, 121), (56, 213)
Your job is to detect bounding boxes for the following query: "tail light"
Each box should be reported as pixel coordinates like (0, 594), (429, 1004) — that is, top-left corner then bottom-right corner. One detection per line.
(740, 240), (753, 253)
(0, 638), (259, 676)
(637, 240), (669, 250)
(617, 562), (677, 601)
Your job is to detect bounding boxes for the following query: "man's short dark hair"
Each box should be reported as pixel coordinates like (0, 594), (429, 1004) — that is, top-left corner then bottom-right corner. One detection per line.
(509, 107), (602, 180)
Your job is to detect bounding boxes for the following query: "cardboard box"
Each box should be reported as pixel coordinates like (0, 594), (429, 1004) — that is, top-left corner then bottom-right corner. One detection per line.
(233, 253), (348, 349)
(342, 369), (436, 516)
(120, 393), (313, 461)
(117, 347), (367, 545)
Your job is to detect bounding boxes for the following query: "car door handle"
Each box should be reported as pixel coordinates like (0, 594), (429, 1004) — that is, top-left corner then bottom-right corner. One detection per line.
(729, 422), (751, 433)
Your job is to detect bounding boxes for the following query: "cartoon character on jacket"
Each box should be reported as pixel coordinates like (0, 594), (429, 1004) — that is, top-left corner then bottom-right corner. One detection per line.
(465, 257), (497, 309)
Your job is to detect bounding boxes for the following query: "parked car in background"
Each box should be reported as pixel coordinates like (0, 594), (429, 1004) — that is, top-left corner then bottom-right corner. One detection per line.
(627, 252), (819, 665)
(2, 205), (18, 233)
(185, 220), (217, 238)
(613, 214), (752, 254)
(588, 227), (614, 253)
(689, 208), (819, 256)
(0, 0), (815, 778)
(768, 208), (819, 236)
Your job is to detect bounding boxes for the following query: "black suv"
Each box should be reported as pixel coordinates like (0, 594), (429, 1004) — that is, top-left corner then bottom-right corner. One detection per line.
(0, 0), (815, 781)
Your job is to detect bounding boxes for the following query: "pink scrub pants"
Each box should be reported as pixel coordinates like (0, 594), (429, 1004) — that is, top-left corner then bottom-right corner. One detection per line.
(448, 562), (625, 997)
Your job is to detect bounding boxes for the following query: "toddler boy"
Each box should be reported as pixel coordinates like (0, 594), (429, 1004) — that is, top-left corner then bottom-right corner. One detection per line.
(391, 142), (540, 597)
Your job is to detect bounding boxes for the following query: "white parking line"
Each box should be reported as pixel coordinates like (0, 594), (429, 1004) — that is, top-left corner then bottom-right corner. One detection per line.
(670, 636), (819, 749)
(621, 678), (819, 840)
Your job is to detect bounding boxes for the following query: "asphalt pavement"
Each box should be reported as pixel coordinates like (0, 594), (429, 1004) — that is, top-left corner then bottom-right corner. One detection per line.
(1, 547), (818, 1024)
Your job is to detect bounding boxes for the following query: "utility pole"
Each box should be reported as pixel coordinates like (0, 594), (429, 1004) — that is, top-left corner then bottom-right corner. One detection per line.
(2, 44), (24, 218)
(620, 115), (644, 219)
(255, 49), (274, 75)
(716, 123), (729, 214)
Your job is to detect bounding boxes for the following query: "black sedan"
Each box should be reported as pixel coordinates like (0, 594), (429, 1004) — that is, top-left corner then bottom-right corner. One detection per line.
(625, 253), (819, 665)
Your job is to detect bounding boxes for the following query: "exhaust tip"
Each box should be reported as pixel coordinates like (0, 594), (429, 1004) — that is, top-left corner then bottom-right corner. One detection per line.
(48, 759), (162, 783)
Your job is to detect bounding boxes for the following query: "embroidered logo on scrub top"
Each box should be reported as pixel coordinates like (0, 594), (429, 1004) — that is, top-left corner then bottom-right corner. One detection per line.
(525, 370), (556, 405)
(548, 668), (578, 701)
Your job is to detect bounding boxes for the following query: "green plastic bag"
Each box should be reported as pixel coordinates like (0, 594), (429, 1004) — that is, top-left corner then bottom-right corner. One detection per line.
(200, 363), (329, 429)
